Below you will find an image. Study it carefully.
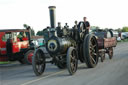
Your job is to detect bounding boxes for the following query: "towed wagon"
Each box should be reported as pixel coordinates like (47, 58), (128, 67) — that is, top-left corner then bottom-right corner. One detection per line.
(94, 30), (117, 62)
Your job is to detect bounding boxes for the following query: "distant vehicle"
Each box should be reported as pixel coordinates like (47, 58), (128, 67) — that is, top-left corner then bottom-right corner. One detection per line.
(121, 32), (127, 40)
(125, 32), (128, 38)
(122, 32), (128, 38)
(37, 38), (45, 46)
(0, 28), (35, 64)
(31, 36), (45, 47)
(111, 30), (122, 41)
(112, 30), (118, 38)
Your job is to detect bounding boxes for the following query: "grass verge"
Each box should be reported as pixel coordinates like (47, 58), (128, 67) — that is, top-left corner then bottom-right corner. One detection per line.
(118, 38), (128, 42)
(0, 61), (9, 64)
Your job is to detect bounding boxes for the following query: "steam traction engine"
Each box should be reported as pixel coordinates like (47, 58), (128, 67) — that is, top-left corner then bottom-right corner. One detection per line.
(32, 6), (99, 76)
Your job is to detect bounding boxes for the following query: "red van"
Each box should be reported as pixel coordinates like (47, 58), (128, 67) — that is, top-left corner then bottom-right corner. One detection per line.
(0, 28), (34, 64)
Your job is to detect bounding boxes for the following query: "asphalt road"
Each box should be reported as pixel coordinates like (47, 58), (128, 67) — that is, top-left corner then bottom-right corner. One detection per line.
(0, 42), (128, 85)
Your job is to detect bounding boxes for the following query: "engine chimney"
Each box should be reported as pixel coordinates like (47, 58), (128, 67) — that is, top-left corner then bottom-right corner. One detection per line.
(48, 6), (56, 28)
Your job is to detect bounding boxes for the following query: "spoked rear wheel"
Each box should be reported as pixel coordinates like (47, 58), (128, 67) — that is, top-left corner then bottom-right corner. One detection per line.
(83, 34), (98, 68)
(32, 49), (46, 76)
(67, 47), (78, 75)
(108, 47), (113, 59)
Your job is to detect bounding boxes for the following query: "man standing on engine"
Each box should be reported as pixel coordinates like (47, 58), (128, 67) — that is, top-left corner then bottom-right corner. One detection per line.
(83, 17), (90, 34)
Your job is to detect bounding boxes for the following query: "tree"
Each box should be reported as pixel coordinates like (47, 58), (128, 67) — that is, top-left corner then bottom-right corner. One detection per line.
(31, 28), (35, 36)
(36, 30), (43, 36)
(90, 26), (100, 32)
(23, 24), (28, 28)
(104, 28), (109, 30)
(23, 24), (35, 36)
(122, 27), (128, 32)
(115, 28), (122, 32)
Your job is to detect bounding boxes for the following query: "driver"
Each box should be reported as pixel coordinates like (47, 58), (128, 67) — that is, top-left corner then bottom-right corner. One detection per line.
(83, 17), (90, 34)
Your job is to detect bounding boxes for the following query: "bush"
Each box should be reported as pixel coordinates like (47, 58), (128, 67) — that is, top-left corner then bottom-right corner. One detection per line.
(122, 27), (128, 32)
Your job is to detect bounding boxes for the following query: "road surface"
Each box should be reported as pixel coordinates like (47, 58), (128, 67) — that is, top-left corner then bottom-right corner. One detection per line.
(0, 42), (128, 85)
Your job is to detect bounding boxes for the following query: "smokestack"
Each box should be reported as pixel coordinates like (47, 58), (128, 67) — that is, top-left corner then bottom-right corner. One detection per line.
(48, 6), (56, 28)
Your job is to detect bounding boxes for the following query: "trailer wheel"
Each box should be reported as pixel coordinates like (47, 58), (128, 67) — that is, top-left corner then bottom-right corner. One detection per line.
(24, 50), (34, 65)
(83, 34), (98, 68)
(67, 47), (78, 75)
(108, 47), (113, 59)
(32, 49), (45, 76)
(100, 51), (105, 62)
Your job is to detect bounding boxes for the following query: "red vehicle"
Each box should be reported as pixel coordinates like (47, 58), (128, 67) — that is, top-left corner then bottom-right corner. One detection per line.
(0, 28), (34, 64)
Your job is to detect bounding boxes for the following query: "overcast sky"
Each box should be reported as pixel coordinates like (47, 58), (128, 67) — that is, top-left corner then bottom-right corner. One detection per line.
(0, 0), (127, 33)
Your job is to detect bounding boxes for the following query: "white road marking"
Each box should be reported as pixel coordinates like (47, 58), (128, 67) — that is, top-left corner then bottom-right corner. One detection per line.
(20, 70), (65, 85)
(20, 64), (84, 85)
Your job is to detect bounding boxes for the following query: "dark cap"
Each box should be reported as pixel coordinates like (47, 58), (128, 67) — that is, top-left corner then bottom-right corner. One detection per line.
(48, 6), (56, 9)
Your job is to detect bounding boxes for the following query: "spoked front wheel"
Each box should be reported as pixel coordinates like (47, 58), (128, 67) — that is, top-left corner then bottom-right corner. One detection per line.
(32, 49), (46, 76)
(67, 47), (78, 75)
